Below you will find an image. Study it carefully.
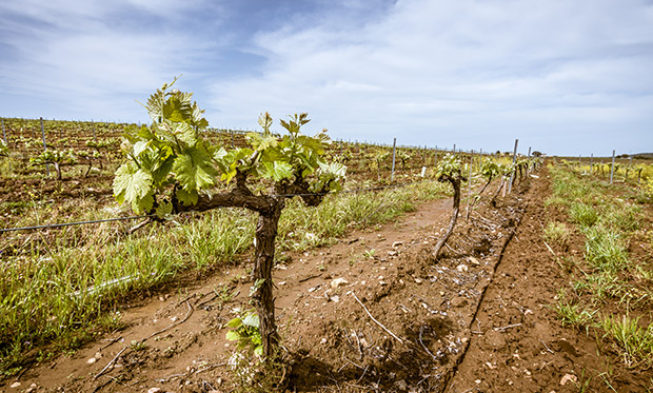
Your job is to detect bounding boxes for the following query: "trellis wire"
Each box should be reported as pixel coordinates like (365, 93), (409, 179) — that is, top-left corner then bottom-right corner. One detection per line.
(0, 180), (431, 233)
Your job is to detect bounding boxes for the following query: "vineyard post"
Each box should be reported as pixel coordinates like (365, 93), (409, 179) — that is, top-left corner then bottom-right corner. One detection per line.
(590, 154), (593, 176)
(453, 143), (456, 153)
(507, 138), (518, 193)
(391, 137), (397, 183)
(39, 117), (50, 176)
(92, 121), (98, 142)
(610, 149), (615, 184)
(466, 152), (473, 217)
(527, 146), (531, 175)
(1, 118), (6, 145)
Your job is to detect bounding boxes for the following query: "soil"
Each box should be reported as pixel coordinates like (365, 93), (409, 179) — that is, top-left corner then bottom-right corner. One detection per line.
(4, 168), (650, 393)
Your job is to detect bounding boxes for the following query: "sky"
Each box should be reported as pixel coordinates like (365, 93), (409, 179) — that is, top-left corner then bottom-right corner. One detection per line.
(1, 0), (652, 156)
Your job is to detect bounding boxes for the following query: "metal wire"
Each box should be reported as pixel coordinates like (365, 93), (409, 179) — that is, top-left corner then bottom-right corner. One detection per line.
(1, 215), (151, 233)
(0, 179), (432, 233)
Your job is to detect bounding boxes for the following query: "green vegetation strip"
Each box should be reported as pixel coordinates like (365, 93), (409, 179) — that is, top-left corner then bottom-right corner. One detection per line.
(545, 164), (652, 368)
(0, 179), (449, 375)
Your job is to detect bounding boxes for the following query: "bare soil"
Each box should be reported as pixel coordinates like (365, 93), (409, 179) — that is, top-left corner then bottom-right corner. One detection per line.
(5, 169), (650, 393)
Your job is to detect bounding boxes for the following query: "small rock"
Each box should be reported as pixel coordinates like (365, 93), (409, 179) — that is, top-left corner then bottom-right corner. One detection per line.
(392, 241), (403, 248)
(25, 383), (38, 393)
(560, 374), (577, 386)
(394, 379), (408, 390)
(414, 277), (423, 284)
(308, 286), (318, 293)
(94, 352), (102, 359)
(147, 388), (162, 393)
(456, 264), (469, 272)
(475, 379), (481, 384)
(10, 382), (21, 388)
(320, 338), (327, 344)
(388, 250), (398, 256)
(467, 256), (480, 265)
(330, 295), (340, 303)
(87, 357), (97, 364)
(330, 278), (349, 289)
(278, 281), (286, 286)
(379, 281), (387, 286)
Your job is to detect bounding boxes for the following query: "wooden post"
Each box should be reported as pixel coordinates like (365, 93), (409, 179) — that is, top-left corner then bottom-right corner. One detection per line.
(40, 117), (50, 176)
(466, 153), (473, 217)
(1, 119), (6, 145)
(508, 139), (518, 193)
(610, 150), (615, 185)
(391, 137), (397, 183)
(92, 121), (97, 142)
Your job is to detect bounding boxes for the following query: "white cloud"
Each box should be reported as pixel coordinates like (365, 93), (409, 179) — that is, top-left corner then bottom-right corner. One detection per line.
(208, 0), (653, 155)
(0, 0), (216, 120)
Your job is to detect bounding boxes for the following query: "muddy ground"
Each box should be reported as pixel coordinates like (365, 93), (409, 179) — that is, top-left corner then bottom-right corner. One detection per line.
(5, 168), (650, 393)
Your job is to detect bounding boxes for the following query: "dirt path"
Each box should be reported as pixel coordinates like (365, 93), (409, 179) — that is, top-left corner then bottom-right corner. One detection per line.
(447, 170), (650, 393)
(13, 189), (457, 392)
(15, 170), (638, 393)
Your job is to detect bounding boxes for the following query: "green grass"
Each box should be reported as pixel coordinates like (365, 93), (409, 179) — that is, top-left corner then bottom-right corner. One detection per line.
(543, 221), (570, 246)
(547, 162), (653, 369)
(600, 315), (653, 368)
(0, 179), (449, 375)
(554, 292), (596, 330)
(570, 202), (599, 228)
(583, 226), (630, 272)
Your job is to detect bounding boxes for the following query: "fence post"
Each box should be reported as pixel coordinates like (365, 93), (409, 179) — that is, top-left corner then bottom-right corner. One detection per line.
(527, 146), (531, 175)
(466, 152), (473, 217)
(40, 117), (50, 176)
(508, 138), (518, 193)
(92, 121), (97, 142)
(391, 137), (397, 183)
(453, 144), (456, 153)
(610, 150), (615, 184)
(1, 119), (6, 145)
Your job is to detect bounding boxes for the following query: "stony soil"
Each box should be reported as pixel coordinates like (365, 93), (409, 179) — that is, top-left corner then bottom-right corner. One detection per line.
(5, 168), (650, 393)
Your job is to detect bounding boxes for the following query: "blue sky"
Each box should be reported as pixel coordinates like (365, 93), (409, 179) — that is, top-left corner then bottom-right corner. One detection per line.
(1, 0), (652, 156)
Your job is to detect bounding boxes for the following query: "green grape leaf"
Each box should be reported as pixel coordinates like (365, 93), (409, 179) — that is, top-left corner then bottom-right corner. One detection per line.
(176, 188), (199, 206)
(261, 161), (293, 182)
(113, 162), (154, 211)
(225, 330), (240, 342)
(173, 122), (197, 146)
(155, 200), (173, 218)
(172, 147), (217, 191)
(226, 317), (243, 328)
(241, 313), (260, 328)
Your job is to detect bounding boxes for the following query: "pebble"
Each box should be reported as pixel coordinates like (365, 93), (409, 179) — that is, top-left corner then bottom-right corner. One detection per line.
(147, 388), (162, 393)
(456, 264), (469, 272)
(560, 374), (577, 386)
(330, 278), (349, 289)
(10, 382), (21, 388)
(392, 241), (403, 248)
